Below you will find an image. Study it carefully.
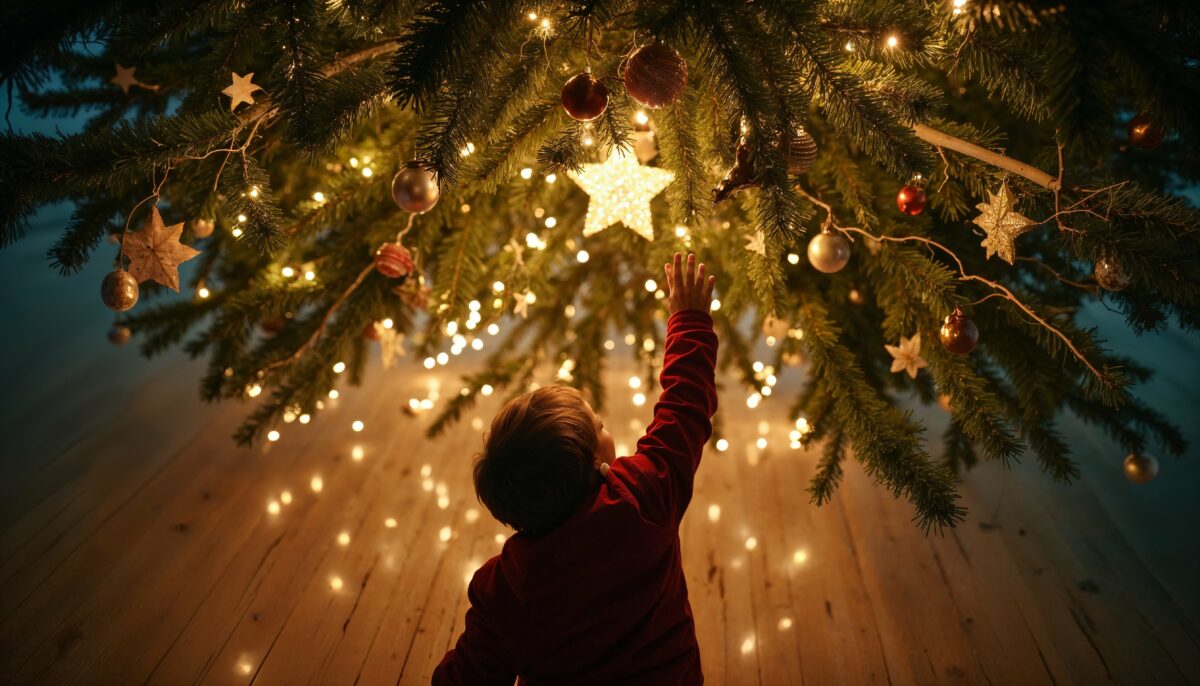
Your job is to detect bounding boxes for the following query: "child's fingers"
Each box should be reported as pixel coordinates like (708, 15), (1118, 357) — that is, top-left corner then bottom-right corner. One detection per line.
(664, 263), (672, 290)
(696, 262), (706, 287)
(705, 275), (716, 298)
(672, 252), (683, 292)
(685, 253), (696, 285)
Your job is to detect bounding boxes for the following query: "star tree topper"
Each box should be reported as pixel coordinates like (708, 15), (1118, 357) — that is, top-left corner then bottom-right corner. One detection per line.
(972, 181), (1036, 264)
(566, 149), (674, 240)
(123, 206), (201, 291)
(223, 72), (263, 111)
(885, 332), (928, 379)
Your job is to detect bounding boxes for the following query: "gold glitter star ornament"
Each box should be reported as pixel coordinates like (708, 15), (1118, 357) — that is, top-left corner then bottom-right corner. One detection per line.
(885, 332), (928, 379)
(972, 181), (1036, 264)
(566, 149), (674, 240)
(123, 206), (201, 292)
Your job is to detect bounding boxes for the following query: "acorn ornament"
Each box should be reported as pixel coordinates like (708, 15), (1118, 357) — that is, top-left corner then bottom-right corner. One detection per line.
(1123, 452), (1159, 484)
(561, 72), (609, 121)
(375, 242), (415, 279)
(1094, 255), (1131, 292)
(391, 162), (439, 214)
(1127, 114), (1165, 150)
(101, 269), (139, 312)
(807, 227), (851, 274)
(623, 42), (687, 109)
(896, 184), (927, 216)
(784, 127), (818, 174)
(939, 307), (979, 355)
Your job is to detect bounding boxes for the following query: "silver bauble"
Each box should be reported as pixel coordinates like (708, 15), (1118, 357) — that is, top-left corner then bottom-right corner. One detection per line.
(807, 231), (851, 273)
(391, 163), (440, 214)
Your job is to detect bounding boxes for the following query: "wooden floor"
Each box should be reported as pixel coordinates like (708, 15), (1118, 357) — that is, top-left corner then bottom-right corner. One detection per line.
(2, 335), (1198, 686)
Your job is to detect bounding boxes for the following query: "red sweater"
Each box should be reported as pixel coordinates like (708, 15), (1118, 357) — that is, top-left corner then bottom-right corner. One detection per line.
(433, 309), (718, 685)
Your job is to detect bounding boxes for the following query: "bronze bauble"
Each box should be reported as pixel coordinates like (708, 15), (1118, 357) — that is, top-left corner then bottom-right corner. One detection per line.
(391, 163), (440, 214)
(101, 269), (139, 312)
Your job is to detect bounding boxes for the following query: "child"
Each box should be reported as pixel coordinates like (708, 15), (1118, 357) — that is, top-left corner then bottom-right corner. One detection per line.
(433, 252), (718, 685)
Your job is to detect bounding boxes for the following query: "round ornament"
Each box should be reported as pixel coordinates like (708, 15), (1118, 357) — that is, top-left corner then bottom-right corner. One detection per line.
(623, 43), (687, 109)
(1094, 256), (1131, 292)
(1123, 452), (1159, 484)
(375, 242), (415, 279)
(561, 72), (609, 121)
(784, 128), (818, 174)
(848, 288), (866, 305)
(107, 325), (132, 346)
(364, 322), (381, 341)
(807, 229), (851, 273)
(897, 185), (927, 216)
(260, 317), (286, 336)
(1127, 114), (1165, 150)
(391, 163), (439, 214)
(937, 394), (953, 412)
(192, 218), (215, 239)
(101, 269), (139, 312)
(939, 307), (979, 355)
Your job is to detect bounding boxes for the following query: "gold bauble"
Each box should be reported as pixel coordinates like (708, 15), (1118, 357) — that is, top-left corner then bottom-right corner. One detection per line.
(101, 269), (139, 312)
(807, 231), (850, 273)
(391, 162), (440, 214)
(108, 325), (132, 346)
(192, 218), (215, 239)
(1123, 452), (1159, 484)
(1094, 256), (1131, 292)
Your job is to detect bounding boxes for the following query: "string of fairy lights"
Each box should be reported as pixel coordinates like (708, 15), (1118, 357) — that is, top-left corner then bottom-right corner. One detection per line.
(199, 5), (961, 677)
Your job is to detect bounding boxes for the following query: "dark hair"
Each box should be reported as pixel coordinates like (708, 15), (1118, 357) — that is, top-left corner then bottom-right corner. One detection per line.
(473, 385), (599, 536)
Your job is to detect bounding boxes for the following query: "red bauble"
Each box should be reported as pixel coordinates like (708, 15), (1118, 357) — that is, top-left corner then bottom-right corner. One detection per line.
(623, 43), (687, 109)
(561, 72), (609, 122)
(1128, 114), (1165, 150)
(939, 307), (979, 355)
(260, 317), (286, 336)
(363, 322), (380, 341)
(896, 185), (927, 216)
(375, 242), (415, 279)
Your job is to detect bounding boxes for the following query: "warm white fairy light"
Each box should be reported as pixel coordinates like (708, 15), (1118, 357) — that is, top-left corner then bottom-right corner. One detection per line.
(756, 437), (768, 449)
(436, 352), (449, 365)
(304, 270), (315, 281)
(311, 475), (324, 492)
(465, 508), (480, 523)
(628, 376), (641, 389)
(741, 636), (755, 655)
(708, 504), (721, 522)
(267, 500), (281, 515)
(716, 438), (729, 452)
(198, 286), (210, 298)
(520, 167), (533, 180)
(778, 617), (793, 630)
(333, 361), (346, 373)
(267, 430), (280, 442)
(247, 384), (262, 398)
(787, 252), (800, 265)
(710, 299), (721, 312)
(312, 191), (325, 203)
(566, 150), (674, 240)
(422, 478), (434, 492)
(495, 533), (506, 544)
(361, 167), (373, 177)
(747, 392), (762, 409)
(352, 445), (364, 461)
(481, 384), (494, 396)
(337, 531), (351, 546)
(437, 495), (450, 509)
(793, 549), (809, 566)
(385, 517), (398, 528)
(231, 227), (243, 238)
(844, 40), (855, 51)
(487, 323), (500, 336)
(329, 575), (344, 591)
(471, 339), (484, 351)
(237, 213), (247, 223)
(674, 225), (688, 238)
(280, 490), (293, 505)
(642, 338), (655, 352)
(603, 339), (615, 350)
(632, 392), (646, 407)
(351, 420), (364, 432)
(886, 34), (899, 48)
(439, 526), (452, 543)
(545, 173), (557, 184)
(544, 216), (557, 228)
(745, 536), (758, 550)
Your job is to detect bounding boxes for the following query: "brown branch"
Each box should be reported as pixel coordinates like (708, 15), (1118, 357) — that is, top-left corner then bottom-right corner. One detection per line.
(261, 262), (376, 373)
(912, 123), (1061, 192)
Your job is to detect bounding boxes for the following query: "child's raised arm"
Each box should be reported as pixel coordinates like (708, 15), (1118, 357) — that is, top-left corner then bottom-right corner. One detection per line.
(614, 253), (718, 527)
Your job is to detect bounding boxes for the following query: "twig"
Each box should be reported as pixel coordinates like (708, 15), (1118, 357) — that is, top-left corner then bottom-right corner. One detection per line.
(795, 183), (1111, 387)
(261, 262), (376, 373)
(912, 123), (1061, 192)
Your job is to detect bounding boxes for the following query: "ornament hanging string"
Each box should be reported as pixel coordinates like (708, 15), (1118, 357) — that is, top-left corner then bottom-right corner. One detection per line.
(794, 184), (1113, 388)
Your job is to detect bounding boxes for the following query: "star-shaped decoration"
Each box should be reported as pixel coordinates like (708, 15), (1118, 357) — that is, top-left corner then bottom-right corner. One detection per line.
(885, 332), (928, 379)
(223, 72), (263, 112)
(110, 64), (141, 94)
(566, 149), (674, 240)
(375, 324), (405, 369)
(745, 230), (767, 257)
(972, 181), (1036, 264)
(123, 205), (201, 292)
(513, 290), (533, 319)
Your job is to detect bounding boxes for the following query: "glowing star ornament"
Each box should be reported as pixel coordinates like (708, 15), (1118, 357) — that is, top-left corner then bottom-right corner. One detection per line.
(375, 323), (405, 369)
(972, 181), (1036, 264)
(513, 291), (533, 318)
(566, 149), (674, 241)
(885, 332), (928, 379)
(744, 230), (767, 257)
(223, 72), (263, 111)
(123, 206), (201, 292)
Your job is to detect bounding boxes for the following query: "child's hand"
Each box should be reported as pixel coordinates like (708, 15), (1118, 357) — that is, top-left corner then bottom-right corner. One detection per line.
(664, 252), (716, 315)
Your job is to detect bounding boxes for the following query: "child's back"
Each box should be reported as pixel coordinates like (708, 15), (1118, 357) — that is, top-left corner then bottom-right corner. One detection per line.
(434, 254), (718, 685)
